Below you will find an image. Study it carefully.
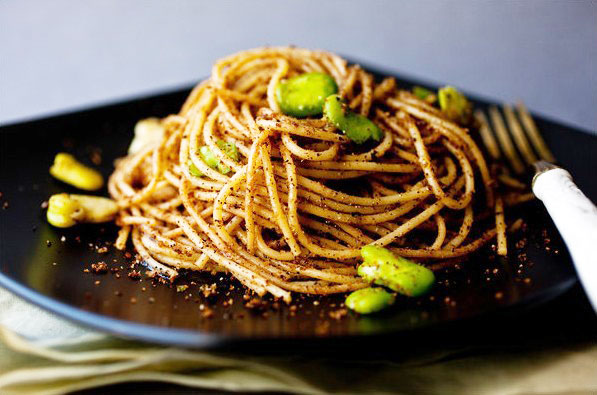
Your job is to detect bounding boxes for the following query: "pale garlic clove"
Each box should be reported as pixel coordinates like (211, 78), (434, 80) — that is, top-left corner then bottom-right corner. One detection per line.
(50, 153), (104, 191)
(128, 118), (164, 155)
(47, 193), (84, 228)
(46, 194), (118, 228)
(70, 195), (119, 223)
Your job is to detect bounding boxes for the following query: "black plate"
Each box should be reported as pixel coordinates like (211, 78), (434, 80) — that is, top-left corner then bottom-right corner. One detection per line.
(1, 70), (596, 348)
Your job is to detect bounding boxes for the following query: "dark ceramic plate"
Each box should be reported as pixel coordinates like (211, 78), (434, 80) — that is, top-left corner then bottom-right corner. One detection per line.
(1, 69), (595, 348)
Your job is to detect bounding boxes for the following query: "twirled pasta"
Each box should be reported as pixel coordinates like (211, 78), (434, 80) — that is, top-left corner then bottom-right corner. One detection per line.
(108, 47), (517, 303)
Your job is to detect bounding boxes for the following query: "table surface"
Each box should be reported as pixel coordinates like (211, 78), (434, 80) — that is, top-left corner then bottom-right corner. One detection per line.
(0, 0), (595, 133)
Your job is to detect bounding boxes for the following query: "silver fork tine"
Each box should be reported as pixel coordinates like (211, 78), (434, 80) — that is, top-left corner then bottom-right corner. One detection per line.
(474, 109), (501, 160)
(515, 102), (556, 163)
(488, 106), (525, 174)
(502, 104), (538, 165)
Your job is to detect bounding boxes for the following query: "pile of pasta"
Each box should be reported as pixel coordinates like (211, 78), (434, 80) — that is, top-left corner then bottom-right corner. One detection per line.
(108, 47), (529, 302)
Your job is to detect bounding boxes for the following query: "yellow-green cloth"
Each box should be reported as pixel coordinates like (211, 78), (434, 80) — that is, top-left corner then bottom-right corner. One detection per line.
(1, 287), (596, 395)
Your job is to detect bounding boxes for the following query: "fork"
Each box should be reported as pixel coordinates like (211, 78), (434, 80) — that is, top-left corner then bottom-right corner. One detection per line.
(475, 103), (597, 312)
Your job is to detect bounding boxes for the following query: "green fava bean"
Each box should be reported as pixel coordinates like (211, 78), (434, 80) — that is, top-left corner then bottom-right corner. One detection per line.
(276, 72), (338, 117)
(438, 86), (472, 124)
(358, 245), (435, 297)
(188, 160), (203, 177)
(345, 287), (395, 314)
(199, 146), (219, 169)
(412, 86), (434, 100)
(198, 140), (239, 175)
(323, 95), (383, 144)
(216, 140), (239, 162)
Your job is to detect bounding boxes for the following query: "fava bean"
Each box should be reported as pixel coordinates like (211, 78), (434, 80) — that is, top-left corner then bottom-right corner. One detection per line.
(216, 140), (239, 162)
(345, 287), (395, 314)
(276, 72), (338, 117)
(194, 140), (239, 176)
(412, 86), (435, 102)
(188, 160), (203, 177)
(358, 245), (435, 297)
(323, 94), (383, 144)
(438, 86), (472, 125)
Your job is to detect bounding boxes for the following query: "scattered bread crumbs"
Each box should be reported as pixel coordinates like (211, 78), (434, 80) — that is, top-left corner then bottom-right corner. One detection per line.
(91, 262), (108, 274)
(329, 308), (348, 320)
(201, 307), (214, 319)
(128, 270), (141, 280)
(200, 283), (217, 298)
(244, 298), (268, 312)
(90, 150), (102, 166)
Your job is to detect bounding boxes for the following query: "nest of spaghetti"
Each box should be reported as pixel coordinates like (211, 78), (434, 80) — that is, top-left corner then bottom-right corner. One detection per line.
(108, 47), (531, 303)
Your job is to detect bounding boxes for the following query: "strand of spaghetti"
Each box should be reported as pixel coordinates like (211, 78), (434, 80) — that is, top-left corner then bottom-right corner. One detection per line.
(275, 166), (456, 206)
(243, 122), (271, 253)
(430, 214), (447, 250)
(217, 97), (253, 139)
(447, 204), (474, 248)
(203, 107), (244, 173)
(341, 130), (393, 161)
(180, 183), (293, 298)
(301, 161), (418, 173)
(404, 113), (445, 199)
(177, 217), (282, 299)
(282, 142), (361, 259)
(266, 58), (289, 111)
(114, 225), (130, 250)
(441, 139), (475, 210)
(359, 68), (373, 116)
(394, 229), (497, 258)
(397, 90), (444, 117)
(373, 77), (396, 100)
(281, 133), (339, 161)
(387, 98), (495, 206)
(212, 167), (247, 245)
(215, 88), (267, 107)
(256, 116), (349, 143)
(295, 168), (367, 179)
(131, 228), (179, 279)
(195, 214), (245, 270)
(260, 143), (301, 255)
(340, 65), (359, 98)
(495, 195), (507, 256)
(255, 226), (296, 261)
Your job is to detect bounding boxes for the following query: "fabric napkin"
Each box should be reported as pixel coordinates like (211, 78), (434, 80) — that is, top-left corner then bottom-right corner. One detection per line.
(1, 286), (596, 395)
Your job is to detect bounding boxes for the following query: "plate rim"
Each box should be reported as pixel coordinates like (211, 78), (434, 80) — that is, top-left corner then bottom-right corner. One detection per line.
(0, 265), (578, 347)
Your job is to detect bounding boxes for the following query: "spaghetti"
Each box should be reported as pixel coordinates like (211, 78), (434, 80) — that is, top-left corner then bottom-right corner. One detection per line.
(108, 47), (522, 302)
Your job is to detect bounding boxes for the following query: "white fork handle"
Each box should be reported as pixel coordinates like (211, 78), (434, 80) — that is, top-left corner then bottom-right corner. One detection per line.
(533, 168), (597, 312)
